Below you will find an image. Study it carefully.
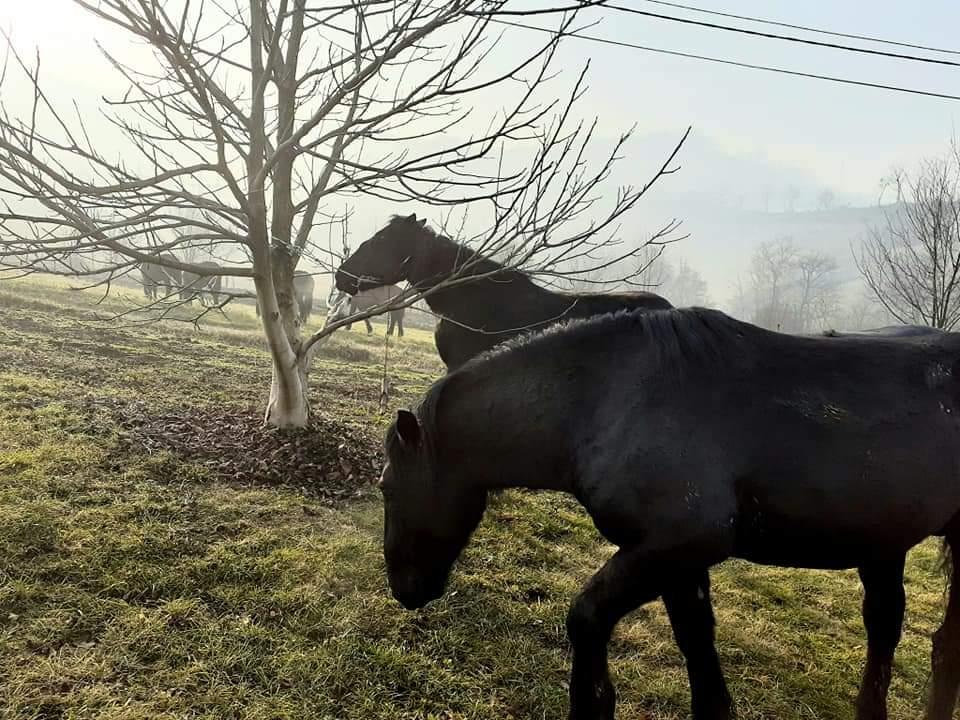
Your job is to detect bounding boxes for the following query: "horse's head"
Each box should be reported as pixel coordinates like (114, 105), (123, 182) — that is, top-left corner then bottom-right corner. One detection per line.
(380, 408), (486, 610)
(335, 213), (427, 295)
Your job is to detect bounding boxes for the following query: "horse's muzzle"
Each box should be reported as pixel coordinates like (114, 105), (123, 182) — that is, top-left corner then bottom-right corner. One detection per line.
(389, 571), (445, 610)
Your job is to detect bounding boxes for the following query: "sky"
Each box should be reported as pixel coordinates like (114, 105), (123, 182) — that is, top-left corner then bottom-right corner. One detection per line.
(2, 1), (959, 304)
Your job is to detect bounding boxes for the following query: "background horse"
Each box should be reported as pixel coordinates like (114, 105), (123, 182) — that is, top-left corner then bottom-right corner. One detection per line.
(343, 285), (405, 336)
(380, 307), (960, 720)
(254, 270), (315, 322)
(293, 271), (314, 322)
(335, 214), (672, 369)
(139, 253), (182, 300)
(182, 261), (223, 306)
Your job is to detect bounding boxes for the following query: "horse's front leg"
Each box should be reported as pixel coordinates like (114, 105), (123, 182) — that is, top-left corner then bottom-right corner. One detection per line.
(567, 547), (718, 720)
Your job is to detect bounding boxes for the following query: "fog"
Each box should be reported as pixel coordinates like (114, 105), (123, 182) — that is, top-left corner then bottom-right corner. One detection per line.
(3, 0), (958, 327)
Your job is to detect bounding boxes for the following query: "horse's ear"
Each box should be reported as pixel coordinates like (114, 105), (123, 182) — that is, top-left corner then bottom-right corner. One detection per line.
(407, 213), (418, 224)
(395, 409), (421, 449)
(418, 217), (427, 226)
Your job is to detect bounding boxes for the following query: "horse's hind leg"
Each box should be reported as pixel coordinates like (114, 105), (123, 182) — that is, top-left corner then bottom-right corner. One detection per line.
(662, 570), (732, 718)
(928, 532), (960, 719)
(566, 547), (727, 720)
(856, 556), (906, 720)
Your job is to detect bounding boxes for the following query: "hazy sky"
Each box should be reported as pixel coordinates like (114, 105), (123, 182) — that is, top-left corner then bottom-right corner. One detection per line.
(3, 1), (959, 302)
(5, 2), (957, 192)
(515, 0), (960, 196)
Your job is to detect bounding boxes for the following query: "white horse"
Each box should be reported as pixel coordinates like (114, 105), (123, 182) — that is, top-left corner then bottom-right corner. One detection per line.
(325, 284), (405, 336)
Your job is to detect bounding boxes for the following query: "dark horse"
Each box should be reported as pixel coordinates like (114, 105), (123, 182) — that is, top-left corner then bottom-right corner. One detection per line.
(140, 253), (182, 300)
(380, 307), (960, 720)
(182, 261), (223, 306)
(335, 214), (672, 369)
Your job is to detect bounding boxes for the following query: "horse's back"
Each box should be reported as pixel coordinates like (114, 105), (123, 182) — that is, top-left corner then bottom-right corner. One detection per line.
(822, 325), (943, 338)
(569, 314), (960, 561)
(294, 272), (314, 292)
(569, 290), (673, 316)
(353, 284), (403, 310)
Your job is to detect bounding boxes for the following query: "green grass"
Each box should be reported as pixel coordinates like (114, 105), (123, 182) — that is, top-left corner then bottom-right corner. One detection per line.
(0, 275), (950, 719)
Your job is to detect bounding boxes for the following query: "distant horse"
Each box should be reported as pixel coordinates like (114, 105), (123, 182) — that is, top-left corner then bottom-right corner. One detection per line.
(294, 271), (314, 322)
(335, 214), (672, 369)
(182, 261), (223, 306)
(140, 253), (182, 300)
(381, 307), (960, 720)
(343, 285), (405, 337)
(255, 271), (315, 322)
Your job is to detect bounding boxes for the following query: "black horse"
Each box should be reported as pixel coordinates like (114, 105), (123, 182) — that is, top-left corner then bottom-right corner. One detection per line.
(335, 214), (672, 369)
(139, 253), (182, 300)
(182, 261), (223, 306)
(380, 307), (960, 720)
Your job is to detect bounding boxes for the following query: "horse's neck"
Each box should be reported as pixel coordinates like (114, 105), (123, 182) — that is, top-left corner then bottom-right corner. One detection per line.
(435, 364), (574, 493)
(405, 234), (486, 289)
(407, 234), (561, 323)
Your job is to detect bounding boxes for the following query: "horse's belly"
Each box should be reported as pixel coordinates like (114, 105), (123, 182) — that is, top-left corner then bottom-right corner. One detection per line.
(730, 434), (960, 568)
(732, 501), (939, 569)
(733, 529), (897, 569)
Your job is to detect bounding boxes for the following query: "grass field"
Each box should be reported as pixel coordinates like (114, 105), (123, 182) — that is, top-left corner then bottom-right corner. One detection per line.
(0, 276), (951, 719)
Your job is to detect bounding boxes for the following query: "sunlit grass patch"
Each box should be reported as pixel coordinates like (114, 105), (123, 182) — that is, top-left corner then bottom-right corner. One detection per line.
(0, 274), (950, 719)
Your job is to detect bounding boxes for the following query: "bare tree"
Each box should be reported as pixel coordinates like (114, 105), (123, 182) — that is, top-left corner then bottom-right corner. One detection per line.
(0, 0), (687, 427)
(749, 237), (797, 330)
(857, 146), (960, 330)
(794, 252), (839, 332)
(662, 258), (709, 307)
(746, 238), (840, 332)
(540, 224), (683, 294)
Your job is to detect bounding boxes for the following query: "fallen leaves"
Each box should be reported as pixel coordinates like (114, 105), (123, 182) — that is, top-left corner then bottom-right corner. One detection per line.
(82, 397), (382, 505)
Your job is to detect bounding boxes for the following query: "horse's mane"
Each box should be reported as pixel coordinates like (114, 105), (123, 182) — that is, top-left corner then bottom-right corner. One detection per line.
(387, 215), (539, 287)
(395, 308), (759, 474)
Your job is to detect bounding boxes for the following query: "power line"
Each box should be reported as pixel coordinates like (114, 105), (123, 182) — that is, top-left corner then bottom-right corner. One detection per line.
(636, 0), (960, 57)
(603, 4), (960, 68)
(491, 19), (960, 102)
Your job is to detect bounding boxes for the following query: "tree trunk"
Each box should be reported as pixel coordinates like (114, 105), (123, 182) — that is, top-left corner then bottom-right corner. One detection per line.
(255, 253), (311, 428)
(267, 258), (310, 427)
(265, 349), (310, 428)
